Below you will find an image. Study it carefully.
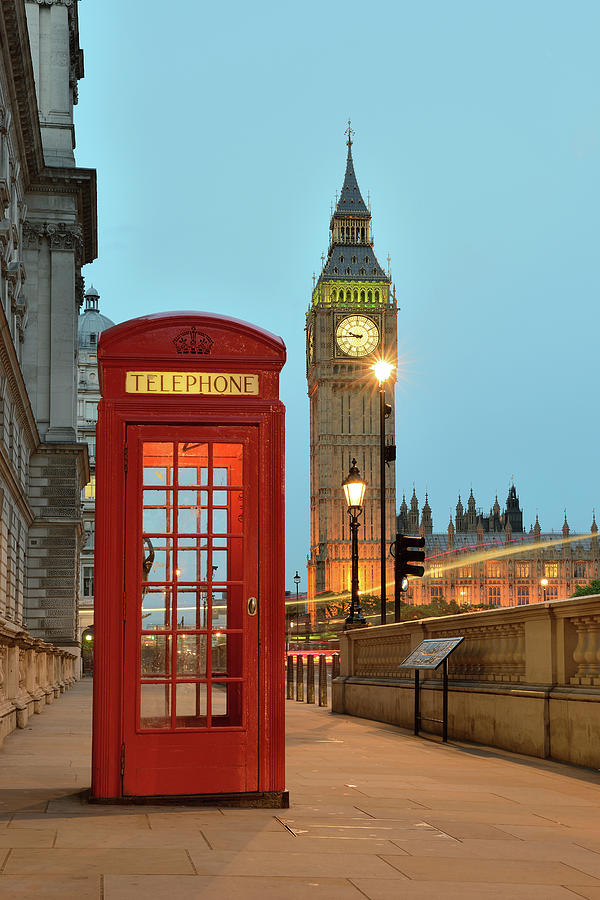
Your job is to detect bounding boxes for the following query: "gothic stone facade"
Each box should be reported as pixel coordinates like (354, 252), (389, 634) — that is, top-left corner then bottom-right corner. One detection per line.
(0, 0), (96, 654)
(398, 486), (599, 608)
(306, 134), (397, 602)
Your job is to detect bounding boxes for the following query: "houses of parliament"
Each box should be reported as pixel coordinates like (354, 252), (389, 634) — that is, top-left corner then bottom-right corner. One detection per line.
(398, 484), (599, 608)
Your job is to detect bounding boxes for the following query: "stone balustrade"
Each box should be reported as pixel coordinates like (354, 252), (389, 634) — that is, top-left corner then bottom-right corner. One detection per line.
(0, 621), (76, 745)
(333, 595), (600, 769)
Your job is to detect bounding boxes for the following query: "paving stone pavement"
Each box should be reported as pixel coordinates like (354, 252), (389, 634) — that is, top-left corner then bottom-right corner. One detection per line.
(0, 679), (599, 897)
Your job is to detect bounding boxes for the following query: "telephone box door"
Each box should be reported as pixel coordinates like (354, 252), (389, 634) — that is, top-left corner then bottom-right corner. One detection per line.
(122, 424), (259, 796)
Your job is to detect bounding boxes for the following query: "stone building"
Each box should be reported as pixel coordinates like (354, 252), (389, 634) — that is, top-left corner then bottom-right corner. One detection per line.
(398, 486), (599, 607)
(76, 286), (114, 640)
(306, 129), (397, 601)
(0, 0), (96, 657)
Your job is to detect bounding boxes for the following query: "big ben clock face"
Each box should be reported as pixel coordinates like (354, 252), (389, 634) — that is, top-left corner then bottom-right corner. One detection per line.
(335, 315), (379, 358)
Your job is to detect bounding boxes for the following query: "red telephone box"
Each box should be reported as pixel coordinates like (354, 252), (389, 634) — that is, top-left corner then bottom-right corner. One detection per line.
(91, 312), (286, 804)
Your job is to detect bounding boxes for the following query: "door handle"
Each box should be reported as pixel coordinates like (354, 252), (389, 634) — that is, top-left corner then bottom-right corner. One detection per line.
(247, 596), (258, 616)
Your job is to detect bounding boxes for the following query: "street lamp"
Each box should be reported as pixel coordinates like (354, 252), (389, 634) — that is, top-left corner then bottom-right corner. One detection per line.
(372, 359), (395, 625)
(342, 459), (367, 627)
(540, 577), (548, 602)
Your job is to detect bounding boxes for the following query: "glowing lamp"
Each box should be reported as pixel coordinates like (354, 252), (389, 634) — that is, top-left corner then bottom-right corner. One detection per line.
(372, 359), (395, 384)
(84, 634), (93, 642)
(540, 578), (548, 587)
(342, 459), (366, 511)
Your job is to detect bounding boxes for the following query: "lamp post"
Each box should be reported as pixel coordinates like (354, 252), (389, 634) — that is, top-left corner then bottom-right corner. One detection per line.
(342, 459), (367, 627)
(540, 577), (548, 602)
(372, 359), (395, 625)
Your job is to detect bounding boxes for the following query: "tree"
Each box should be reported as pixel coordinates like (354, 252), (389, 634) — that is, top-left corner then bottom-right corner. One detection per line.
(571, 580), (600, 598)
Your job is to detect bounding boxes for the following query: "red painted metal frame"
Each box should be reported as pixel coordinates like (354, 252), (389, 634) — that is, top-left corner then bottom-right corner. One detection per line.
(92, 312), (286, 800)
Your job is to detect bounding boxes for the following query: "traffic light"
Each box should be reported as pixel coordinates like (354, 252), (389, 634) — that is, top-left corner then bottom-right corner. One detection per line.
(394, 534), (425, 592)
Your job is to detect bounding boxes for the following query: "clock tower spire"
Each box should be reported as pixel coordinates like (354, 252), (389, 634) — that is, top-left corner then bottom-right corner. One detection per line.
(306, 130), (398, 611)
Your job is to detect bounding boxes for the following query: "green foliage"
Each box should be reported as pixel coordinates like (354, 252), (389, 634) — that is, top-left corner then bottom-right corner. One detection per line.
(571, 580), (600, 598)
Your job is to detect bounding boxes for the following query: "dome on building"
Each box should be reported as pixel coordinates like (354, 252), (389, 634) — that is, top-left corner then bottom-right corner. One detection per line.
(78, 285), (115, 350)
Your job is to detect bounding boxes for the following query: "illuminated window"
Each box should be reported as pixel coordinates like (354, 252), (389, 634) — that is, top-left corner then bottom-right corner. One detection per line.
(458, 587), (471, 604)
(487, 562), (501, 579)
(83, 475), (96, 500)
(459, 566), (472, 579)
(488, 586), (501, 606)
(544, 563), (558, 579)
(430, 564), (442, 578)
(516, 563), (529, 578)
(517, 585), (529, 605)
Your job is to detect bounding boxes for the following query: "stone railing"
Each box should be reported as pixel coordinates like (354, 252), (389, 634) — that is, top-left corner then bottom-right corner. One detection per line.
(333, 595), (600, 768)
(0, 621), (77, 746)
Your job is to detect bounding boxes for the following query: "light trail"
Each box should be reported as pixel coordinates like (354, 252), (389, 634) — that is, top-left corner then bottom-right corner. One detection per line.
(285, 531), (595, 609)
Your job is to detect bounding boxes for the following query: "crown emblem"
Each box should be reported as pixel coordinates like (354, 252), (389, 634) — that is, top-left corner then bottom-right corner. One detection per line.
(172, 327), (213, 355)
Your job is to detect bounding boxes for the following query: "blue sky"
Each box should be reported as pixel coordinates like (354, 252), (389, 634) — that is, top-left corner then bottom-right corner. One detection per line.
(75, 0), (600, 590)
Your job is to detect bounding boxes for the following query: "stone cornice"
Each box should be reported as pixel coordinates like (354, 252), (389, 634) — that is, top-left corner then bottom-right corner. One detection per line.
(0, 0), (45, 182)
(28, 168), (97, 263)
(23, 219), (84, 262)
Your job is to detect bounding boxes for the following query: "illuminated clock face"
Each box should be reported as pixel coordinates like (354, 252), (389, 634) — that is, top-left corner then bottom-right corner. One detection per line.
(335, 315), (379, 358)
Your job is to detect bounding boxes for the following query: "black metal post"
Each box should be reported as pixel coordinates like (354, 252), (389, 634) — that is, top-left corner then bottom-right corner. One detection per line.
(414, 669), (420, 735)
(296, 655), (304, 702)
(442, 658), (448, 743)
(379, 383), (386, 624)
(318, 655), (327, 706)
(345, 510), (366, 626)
(306, 655), (315, 704)
(286, 654), (294, 700)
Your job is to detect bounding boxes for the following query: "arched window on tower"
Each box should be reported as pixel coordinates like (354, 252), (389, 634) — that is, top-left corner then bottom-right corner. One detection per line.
(374, 290), (379, 302)
(360, 290), (365, 301)
(353, 290), (358, 301)
(367, 290), (372, 302)
(346, 289), (351, 301)
(331, 288), (337, 301)
(346, 267), (350, 275)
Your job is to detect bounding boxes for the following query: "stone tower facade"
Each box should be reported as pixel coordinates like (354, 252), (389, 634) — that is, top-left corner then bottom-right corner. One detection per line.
(306, 130), (397, 602)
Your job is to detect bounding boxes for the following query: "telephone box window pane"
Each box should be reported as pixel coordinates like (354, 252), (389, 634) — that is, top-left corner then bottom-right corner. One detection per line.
(143, 443), (173, 483)
(178, 507), (198, 534)
(213, 490), (228, 506)
(223, 632), (242, 677)
(212, 633), (227, 673)
(212, 590), (228, 629)
(177, 442), (208, 471)
(144, 490), (167, 506)
(211, 683), (228, 717)
(176, 589), (208, 629)
(178, 490), (197, 508)
(177, 634), (207, 676)
(143, 547), (172, 582)
(141, 635), (171, 677)
(143, 506), (171, 534)
(212, 509), (228, 535)
(212, 549), (227, 581)
(214, 444), (243, 485)
(142, 587), (170, 630)
(175, 683), (207, 727)
(140, 683), (171, 729)
(211, 683), (242, 727)
(213, 468), (228, 486)
(177, 549), (207, 582)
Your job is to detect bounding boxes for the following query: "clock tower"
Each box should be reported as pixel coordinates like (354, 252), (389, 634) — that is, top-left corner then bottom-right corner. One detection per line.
(306, 128), (397, 605)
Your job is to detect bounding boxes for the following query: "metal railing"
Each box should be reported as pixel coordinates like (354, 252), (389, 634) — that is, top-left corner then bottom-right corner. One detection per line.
(286, 653), (340, 707)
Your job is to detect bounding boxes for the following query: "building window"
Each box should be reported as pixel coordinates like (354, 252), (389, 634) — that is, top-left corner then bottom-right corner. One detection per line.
(89, 333), (97, 346)
(458, 587), (471, 604)
(517, 585), (529, 605)
(544, 563), (558, 579)
(459, 566), (472, 579)
(430, 564), (442, 578)
(487, 562), (501, 579)
(82, 566), (94, 598)
(430, 585), (443, 601)
(574, 562), (586, 579)
(546, 585), (558, 600)
(83, 475), (96, 500)
(516, 563), (529, 578)
(488, 586), (501, 606)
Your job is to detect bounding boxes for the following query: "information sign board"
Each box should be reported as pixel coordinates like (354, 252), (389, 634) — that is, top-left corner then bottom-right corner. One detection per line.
(399, 637), (463, 671)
